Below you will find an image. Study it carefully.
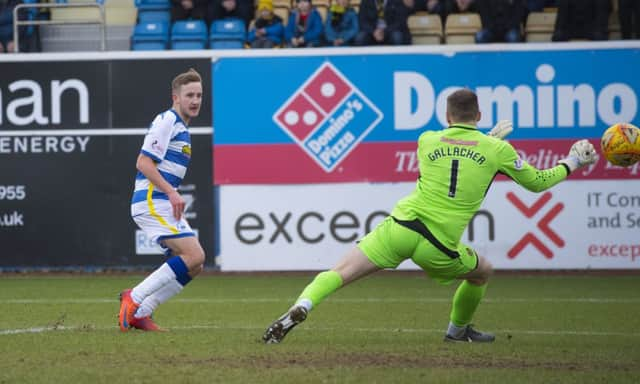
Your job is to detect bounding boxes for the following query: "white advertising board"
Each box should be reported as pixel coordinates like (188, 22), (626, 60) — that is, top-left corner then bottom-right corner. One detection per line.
(217, 181), (640, 271)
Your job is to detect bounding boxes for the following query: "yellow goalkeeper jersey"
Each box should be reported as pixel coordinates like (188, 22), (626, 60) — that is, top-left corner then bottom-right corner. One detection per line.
(391, 123), (570, 250)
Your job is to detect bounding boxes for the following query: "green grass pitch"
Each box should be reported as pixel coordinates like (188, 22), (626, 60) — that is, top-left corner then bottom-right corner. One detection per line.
(1, 273), (639, 383)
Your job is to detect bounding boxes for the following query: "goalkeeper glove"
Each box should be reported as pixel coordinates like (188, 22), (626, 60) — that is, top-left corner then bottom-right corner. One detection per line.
(558, 139), (597, 173)
(488, 120), (513, 140)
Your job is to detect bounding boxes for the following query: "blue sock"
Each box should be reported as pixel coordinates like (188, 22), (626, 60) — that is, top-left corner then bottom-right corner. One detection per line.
(166, 256), (192, 286)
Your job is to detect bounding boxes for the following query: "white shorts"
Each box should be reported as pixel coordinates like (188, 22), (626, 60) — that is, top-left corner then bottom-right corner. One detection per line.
(131, 199), (195, 246)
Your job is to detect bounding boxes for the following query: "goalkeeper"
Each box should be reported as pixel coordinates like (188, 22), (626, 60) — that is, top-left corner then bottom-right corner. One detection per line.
(263, 88), (596, 343)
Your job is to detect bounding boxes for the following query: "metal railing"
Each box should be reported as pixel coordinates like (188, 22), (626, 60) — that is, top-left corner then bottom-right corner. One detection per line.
(13, 3), (106, 53)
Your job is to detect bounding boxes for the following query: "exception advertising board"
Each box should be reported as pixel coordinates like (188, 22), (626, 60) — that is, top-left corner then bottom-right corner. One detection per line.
(217, 181), (640, 270)
(0, 57), (213, 269)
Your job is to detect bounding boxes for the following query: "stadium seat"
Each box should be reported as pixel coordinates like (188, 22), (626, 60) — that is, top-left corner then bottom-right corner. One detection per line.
(50, 1), (102, 22)
(408, 13), (442, 45)
(138, 10), (171, 24)
(171, 19), (208, 49)
(316, 5), (328, 22)
(525, 11), (557, 42)
(134, 0), (171, 11)
(54, 0), (104, 3)
(272, 0), (291, 6)
(131, 21), (169, 50)
(444, 13), (481, 44)
(273, 6), (289, 23)
(209, 18), (246, 49)
(102, 0), (137, 26)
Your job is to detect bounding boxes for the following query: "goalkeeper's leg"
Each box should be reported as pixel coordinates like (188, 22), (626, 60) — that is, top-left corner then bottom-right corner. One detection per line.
(263, 217), (411, 344)
(445, 256), (495, 342)
(298, 247), (381, 309)
(262, 247), (381, 344)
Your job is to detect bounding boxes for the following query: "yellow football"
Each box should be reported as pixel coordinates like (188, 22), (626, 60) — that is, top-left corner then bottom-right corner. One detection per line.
(600, 123), (640, 167)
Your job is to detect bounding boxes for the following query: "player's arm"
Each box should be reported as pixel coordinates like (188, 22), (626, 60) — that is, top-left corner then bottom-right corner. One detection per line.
(497, 139), (596, 193)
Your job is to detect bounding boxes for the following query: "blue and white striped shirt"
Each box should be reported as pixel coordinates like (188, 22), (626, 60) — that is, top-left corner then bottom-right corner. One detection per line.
(131, 109), (191, 212)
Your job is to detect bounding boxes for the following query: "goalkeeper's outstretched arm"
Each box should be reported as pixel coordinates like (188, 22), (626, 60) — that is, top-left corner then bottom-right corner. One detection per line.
(498, 139), (597, 193)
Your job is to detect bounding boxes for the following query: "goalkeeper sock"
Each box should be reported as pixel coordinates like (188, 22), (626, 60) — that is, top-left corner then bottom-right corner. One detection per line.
(296, 270), (343, 311)
(448, 280), (488, 335)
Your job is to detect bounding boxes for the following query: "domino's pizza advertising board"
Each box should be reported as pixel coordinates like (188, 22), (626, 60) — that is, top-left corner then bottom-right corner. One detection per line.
(213, 44), (640, 271)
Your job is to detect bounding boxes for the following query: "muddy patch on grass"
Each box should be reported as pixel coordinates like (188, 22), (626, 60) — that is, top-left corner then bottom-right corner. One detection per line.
(159, 352), (637, 372)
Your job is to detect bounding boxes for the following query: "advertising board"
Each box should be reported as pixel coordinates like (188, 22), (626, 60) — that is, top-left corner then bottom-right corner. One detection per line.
(218, 181), (640, 270)
(0, 58), (213, 268)
(214, 46), (640, 184)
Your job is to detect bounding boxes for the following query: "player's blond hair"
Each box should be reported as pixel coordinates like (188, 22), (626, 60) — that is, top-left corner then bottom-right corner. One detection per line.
(171, 68), (202, 93)
(447, 89), (480, 123)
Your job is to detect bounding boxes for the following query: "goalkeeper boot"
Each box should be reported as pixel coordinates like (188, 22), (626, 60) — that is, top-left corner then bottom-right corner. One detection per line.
(444, 325), (495, 343)
(262, 305), (308, 344)
(130, 315), (167, 332)
(118, 289), (139, 332)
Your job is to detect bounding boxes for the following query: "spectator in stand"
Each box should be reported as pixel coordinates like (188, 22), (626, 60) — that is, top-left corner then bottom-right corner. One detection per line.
(443, 0), (476, 15)
(0, 0), (19, 53)
(414, 0), (445, 15)
(414, 0), (446, 25)
(619, 0), (640, 39)
(552, 0), (610, 41)
(354, 0), (414, 46)
(325, 0), (359, 46)
(248, 0), (284, 48)
(171, 0), (209, 22)
(285, 0), (324, 48)
(526, 0), (556, 12)
(210, 0), (253, 27)
(475, 0), (524, 43)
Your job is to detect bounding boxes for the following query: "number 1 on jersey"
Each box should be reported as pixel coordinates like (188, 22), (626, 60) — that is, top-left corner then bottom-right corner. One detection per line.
(448, 159), (459, 198)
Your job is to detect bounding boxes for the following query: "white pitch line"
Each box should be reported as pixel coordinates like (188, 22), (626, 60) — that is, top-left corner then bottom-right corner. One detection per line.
(0, 326), (73, 335)
(1, 297), (639, 304)
(1, 324), (638, 338)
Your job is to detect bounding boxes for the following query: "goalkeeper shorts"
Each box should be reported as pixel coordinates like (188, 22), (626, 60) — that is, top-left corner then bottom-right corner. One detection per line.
(357, 216), (478, 285)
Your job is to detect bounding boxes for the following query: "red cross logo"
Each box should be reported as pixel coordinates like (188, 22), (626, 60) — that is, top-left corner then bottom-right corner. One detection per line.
(506, 192), (565, 259)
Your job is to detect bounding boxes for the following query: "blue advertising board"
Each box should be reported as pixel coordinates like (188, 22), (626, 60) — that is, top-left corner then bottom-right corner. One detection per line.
(213, 45), (640, 183)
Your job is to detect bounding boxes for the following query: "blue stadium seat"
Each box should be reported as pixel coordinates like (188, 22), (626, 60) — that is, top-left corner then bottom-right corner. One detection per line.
(131, 21), (169, 50)
(209, 18), (246, 49)
(138, 10), (171, 24)
(171, 20), (208, 50)
(135, 0), (171, 11)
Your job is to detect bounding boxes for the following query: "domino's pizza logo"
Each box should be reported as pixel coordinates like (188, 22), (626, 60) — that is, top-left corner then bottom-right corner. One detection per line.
(273, 62), (383, 172)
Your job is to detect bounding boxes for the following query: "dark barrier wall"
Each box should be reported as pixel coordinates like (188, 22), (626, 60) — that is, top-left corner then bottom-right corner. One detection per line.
(0, 58), (213, 269)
